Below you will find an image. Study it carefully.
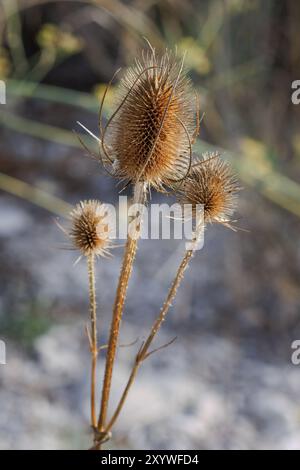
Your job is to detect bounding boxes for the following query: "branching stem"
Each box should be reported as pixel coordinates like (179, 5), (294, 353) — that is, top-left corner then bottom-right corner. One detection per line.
(104, 248), (194, 434)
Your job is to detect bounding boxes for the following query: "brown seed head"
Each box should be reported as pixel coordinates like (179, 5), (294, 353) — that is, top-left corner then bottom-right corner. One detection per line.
(69, 200), (111, 257)
(179, 152), (240, 225)
(104, 48), (197, 190)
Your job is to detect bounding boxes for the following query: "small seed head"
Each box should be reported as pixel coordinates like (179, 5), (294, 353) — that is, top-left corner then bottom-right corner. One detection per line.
(179, 152), (240, 225)
(69, 200), (111, 257)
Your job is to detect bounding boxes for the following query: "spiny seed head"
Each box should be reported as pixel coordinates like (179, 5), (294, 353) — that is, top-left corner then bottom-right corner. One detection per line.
(105, 47), (197, 190)
(69, 200), (112, 257)
(179, 152), (240, 225)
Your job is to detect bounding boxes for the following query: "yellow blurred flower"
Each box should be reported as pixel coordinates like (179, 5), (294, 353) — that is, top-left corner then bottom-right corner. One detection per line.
(37, 23), (83, 55)
(93, 83), (117, 110)
(293, 134), (300, 159)
(239, 137), (273, 176)
(178, 37), (211, 76)
(0, 48), (11, 78)
(226, 0), (259, 14)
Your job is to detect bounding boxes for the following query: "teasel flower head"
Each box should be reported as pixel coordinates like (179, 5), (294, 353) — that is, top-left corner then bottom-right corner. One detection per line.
(178, 152), (240, 226)
(69, 200), (112, 257)
(99, 46), (198, 191)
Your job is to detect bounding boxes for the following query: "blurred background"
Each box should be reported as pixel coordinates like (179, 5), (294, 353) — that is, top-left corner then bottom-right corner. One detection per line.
(0, 0), (300, 450)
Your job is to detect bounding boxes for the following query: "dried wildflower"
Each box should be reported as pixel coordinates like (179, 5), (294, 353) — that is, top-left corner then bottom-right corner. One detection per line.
(100, 47), (198, 190)
(69, 200), (111, 257)
(179, 152), (240, 225)
(68, 200), (111, 432)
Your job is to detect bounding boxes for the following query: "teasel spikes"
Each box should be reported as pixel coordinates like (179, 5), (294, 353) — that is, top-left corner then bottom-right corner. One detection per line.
(69, 200), (112, 258)
(100, 47), (198, 190)
(179, 152), (240, 225)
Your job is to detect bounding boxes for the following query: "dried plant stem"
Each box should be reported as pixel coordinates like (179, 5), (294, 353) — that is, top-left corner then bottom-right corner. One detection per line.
(97, 182), (146, 437)
(87, 253), (98, 430)
(98, 236), (138, 430)
(104, 248), (195, 434)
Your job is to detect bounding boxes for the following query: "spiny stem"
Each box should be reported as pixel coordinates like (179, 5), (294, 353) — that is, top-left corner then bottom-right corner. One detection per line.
(97, 182), (146, 436)
(104, 248), (194, 434)
(87, 253), (97, 429)
(97, 236), (138, 430)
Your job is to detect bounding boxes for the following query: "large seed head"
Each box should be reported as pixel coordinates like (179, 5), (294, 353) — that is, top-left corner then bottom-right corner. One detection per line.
(105, 49), (196, 190)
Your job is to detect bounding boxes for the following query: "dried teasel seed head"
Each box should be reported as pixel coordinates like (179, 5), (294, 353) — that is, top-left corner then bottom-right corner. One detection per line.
(103, 47), (197, 190)
(69, 200), (112, 257)
(178, 152), (240, 225)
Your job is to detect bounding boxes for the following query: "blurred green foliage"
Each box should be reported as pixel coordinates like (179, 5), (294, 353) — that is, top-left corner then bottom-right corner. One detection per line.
(1, 300), (53, 349)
